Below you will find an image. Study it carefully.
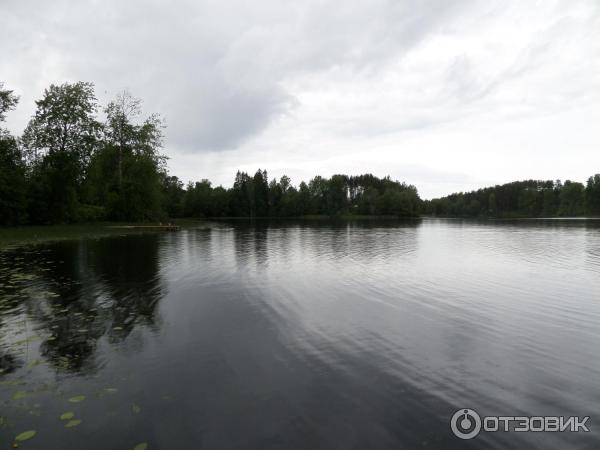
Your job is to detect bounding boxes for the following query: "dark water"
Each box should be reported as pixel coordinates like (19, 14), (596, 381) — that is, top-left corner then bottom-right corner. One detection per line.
(1, 219), (600, 449)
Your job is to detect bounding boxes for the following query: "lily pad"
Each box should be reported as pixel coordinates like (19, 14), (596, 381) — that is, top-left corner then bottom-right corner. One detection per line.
(15, 430), (36, 442)
(27, 359), (42, 368)
(0, 380), (25, 386)
(13, 390), (30, 400)
(133, 443), (148, 450)
(60, 412), (75, 420)
(68, 395), (86, 403)
(65, 419), (82, 428)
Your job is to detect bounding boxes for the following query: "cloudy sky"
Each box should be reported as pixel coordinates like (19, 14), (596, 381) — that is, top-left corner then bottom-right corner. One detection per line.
(1, 0), (599, 198)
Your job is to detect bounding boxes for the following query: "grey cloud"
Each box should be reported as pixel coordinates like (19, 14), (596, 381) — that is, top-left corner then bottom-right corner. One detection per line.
(4, 0), (600, 200)
(1, 0), (471, 152)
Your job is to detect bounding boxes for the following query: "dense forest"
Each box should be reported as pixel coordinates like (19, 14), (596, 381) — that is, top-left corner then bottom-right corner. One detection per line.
(424, 178), (600, 218)
(179, 172), (421, 219)
(2, 81), (599, 225)
(0, 81), (421, 225)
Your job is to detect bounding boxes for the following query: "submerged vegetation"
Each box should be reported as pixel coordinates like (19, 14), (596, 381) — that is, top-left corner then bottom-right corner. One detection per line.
(1, 80), (599, 225)
(0, 236), (164, 447)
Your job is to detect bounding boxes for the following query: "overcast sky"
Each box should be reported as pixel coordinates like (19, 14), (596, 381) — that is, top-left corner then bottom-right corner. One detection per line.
(2, 0), (599, 198)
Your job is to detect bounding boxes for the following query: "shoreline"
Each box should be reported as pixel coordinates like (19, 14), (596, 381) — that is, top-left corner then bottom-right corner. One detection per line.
(2, 216), (599, 250)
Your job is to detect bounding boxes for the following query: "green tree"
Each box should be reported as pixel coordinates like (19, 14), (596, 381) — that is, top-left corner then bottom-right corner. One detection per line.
(358, 187), (379, 215)
(0, 82), (19, 122)
(230, 171), (253, 217)
(518, 188), (539, 217)
(87, 91), (166, 221)
(252, 169), (269, 216)
(558, 180), (585, 217)
(22, 82), (101, 223)
(487, 192), (497, 216)
(0, 83), (27, 225)
(22, 82), (100, 166)
(541, 187), (558, 217)
(585, 175), (600, 216)
(308, 176), (327, 214)
(103, 91), (142, 189)
(268, 177), (282, 216)
(162, 175), (185, 218)
(326, 175), (348, 215)
(183, 179), (214, 217)
(297, 181), (310, 216)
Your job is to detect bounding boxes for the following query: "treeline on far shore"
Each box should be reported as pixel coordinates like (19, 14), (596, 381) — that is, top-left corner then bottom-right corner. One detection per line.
(424, 177), (600, 218)
(0, 81), (421, 226)
(2, 80), (600, 227)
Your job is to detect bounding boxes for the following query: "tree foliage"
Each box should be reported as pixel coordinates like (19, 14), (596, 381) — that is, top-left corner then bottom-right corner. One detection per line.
(178, 171), (421, 218)
(21, 82), (101, 223)
(0, 84), (26, 225)
(0, 81), (168, 224)
(0, 82), (19, 122)
(425, 178), (600, 218)
(2, 80), (598, 225)
(85, 91), (166, 221)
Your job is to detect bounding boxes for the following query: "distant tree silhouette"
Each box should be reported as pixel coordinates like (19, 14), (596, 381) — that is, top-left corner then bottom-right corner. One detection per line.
(2, 80), (598, 223)
(0, 83), (26, 224)
(425, 178), (598, 218)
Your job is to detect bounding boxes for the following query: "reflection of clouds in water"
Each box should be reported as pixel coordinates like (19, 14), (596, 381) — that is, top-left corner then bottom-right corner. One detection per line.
(1, 220), (600, 450)
(585, 227), (600, 269)
(221, 220), (600, 445)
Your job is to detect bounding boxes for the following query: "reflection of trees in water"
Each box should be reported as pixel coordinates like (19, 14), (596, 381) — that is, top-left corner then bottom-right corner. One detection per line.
(0, 349), (22, 374)
(88, 235), (163, 343)
(232, 223), (270, 269)
(0, 234), (165, 376)
(229, 220), (421, 270)
(584, 221), (600, 269)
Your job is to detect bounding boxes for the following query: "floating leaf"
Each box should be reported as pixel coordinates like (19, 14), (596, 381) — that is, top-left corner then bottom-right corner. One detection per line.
(132, 404), (141, 414)
(65, 419), (82, 428)
(60, 412), (75, 420)
(27, 359), (42, 368)
(68, 395), (86, 403)
(104, 388), (118, 394)
(133, 443), (148, 450)
(0, 380), (25, 386)
(11, 274), (35, 282)
(12, 390), (29, 400)
(15, 430), (36, 441)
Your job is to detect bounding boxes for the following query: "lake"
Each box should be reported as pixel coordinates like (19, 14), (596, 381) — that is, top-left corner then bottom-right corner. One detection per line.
(1, 219), (599, 449)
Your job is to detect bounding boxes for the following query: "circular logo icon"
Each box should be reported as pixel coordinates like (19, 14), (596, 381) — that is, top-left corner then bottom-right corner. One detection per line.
(451, 408), (482, 440)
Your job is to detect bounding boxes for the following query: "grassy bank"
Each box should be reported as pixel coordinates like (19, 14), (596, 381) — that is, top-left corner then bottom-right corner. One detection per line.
(0, 222), (171, 250)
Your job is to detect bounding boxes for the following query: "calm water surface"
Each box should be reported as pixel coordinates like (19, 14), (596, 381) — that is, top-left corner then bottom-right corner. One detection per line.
(1, 219), (600, 449)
